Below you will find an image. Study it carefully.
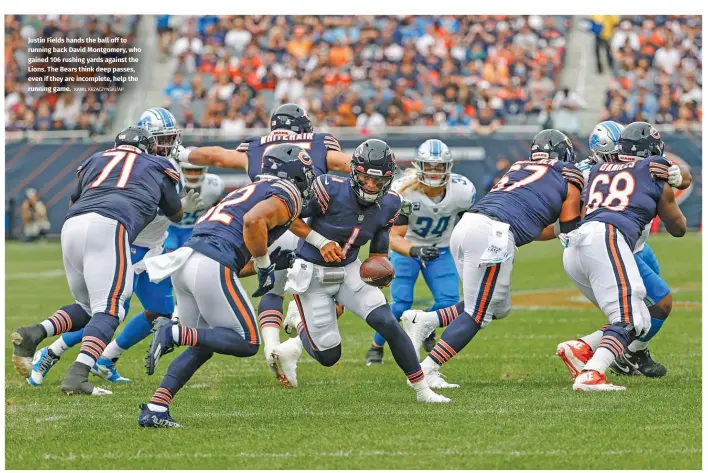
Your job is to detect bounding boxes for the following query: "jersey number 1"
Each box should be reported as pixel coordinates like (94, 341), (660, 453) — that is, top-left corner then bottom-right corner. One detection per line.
(90, 150), (138, 188)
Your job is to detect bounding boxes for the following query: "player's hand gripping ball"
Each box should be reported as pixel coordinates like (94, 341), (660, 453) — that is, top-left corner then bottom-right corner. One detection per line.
(360, 256), (395, 287)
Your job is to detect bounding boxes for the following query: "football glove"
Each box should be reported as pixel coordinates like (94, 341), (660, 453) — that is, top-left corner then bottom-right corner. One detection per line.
(181, 189), (204, 213)
(252, 256), (276, 298)
(172, 144), (191, 163)
(410, 246), (439, 261)
(269, 246), (295, 271)
(667, 164), (683, 187)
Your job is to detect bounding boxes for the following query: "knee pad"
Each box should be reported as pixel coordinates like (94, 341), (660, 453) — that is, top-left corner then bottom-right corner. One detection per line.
(316, 345), (341, 367)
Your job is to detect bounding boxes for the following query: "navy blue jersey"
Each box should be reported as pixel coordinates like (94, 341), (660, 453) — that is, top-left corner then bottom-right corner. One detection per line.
(473, 159), (584, 246)
(185, 178), (302, 271)
(297, 175), (402, 267)
(66, 144), (182, 242)
(237, 131), (341, 181)
(582, 156), (669, 249)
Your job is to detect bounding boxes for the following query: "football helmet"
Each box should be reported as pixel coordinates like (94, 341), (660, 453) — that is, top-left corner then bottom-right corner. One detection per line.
(530, 129), (576, 163)
(588, 121), (625, 163)
(261, 143), (316, 200)
(618, 121), (665, 161)
(270, 103), (313, 134)
(137, 107), (182, 157)
(414, 139), (453, 188)
(115, 125), (157, 155)
(350, 139), (396, 205)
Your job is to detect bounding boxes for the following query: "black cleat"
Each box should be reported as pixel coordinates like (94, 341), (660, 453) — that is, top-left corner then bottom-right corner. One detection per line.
(422, 330), (437, 353)
(61, 362), (112, 395)
(609, 348), (667, 378)
(366, 346), (384, 366)
(11, 324), (47, 378)
(145, 317), (177, 376)
(138, 403), (182, 428)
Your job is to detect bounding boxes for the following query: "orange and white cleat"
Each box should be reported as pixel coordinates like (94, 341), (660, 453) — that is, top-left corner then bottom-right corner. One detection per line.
(556, 339), (594, 380)
(573, 370), (626, 391)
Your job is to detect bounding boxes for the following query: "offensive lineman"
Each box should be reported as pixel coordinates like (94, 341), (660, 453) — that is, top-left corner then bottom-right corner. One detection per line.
(11, 126), (184, 395)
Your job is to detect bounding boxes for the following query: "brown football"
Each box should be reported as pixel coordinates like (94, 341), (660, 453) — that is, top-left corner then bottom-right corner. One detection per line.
(360, 256), (395, 287)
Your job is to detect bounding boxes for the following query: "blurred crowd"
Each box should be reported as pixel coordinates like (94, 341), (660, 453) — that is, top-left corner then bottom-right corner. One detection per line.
(4, 15), (139, 134)
(158, 15), (572, 133)
(592, 15), (702, 128)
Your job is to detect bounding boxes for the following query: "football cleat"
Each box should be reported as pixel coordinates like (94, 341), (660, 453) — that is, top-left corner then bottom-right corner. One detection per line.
(422, 331), (437, 353)
(61, 362), (112, 395)
(556, 339), (594, 380)
(366, 346), (384, 366)
(27, 347), (60, 386)
(145, 318), (177, 376)
(416, 387), (451, 403)
(11, 324), (47, 378)
(138, 404), (182, 428)
(401, 309), (438, 355)
(271, 337), (302, 388)
(610, 348), (666, 378)
(573, 370), (626, 391)
(419, 363), (460, 389)
(91, 357), (131, 383)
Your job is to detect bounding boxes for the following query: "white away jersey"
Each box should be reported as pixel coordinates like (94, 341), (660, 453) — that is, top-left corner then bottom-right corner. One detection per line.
(393, 173), (476, 247)
(133, 159), (184, 249)
(170, 173), (225, 229)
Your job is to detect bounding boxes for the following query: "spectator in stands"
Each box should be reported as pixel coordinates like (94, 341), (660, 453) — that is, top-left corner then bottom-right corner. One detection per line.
(471, 103), (502, 135)
(654, 94), (680, 125)
(611, 20), (640, 53)
(356, 102), (386, 134)
(591, 15), (620, 74)
(164, 73), (193, 104)
(627, 81), (659, 122)
(53, 92), (81, 130)
(654, 37), (682, 75)
(21, 188), (50, 243)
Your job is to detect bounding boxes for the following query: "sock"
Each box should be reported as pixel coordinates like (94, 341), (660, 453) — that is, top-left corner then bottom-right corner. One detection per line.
(628, 340), (649, 352)
(111, 312), (153, 357)
(258, 295), (284, 349)
(583, 347), (618, 374)
(61, 328), (85, 348)
(365, 305), (422, 379)
(172, 325), (259, 357)
(427, 312), (481, 367)
(585, 327), (630, 374)
(48, 336), (71, 357)
(636, 316), (665, 344)
(580, 330), (604, 350)
(436, 301), (464, 327)
(149, 346), (214, 411)
(40, 304), (91, 337)
(75, 314), (119, 368)
(372, 332), (386, 348)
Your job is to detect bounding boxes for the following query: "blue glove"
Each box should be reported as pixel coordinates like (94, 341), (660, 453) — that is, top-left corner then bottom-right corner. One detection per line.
(252, 262), (276, 297)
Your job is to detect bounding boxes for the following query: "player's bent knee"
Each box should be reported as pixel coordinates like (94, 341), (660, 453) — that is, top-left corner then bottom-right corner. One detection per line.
(315, 345), (341, 367)
(603, 323), (631, 344)
(242, 343), (260, 358)
(649, 293), (672, 320)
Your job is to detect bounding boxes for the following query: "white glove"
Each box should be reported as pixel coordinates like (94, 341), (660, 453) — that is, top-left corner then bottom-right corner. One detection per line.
(667, 164), (683, 188)
(181, 189), (204, 213)
(172, 144), (191, 163)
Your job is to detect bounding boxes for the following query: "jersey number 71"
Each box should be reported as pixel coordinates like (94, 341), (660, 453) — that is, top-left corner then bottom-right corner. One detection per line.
(90, 150), (138, 188)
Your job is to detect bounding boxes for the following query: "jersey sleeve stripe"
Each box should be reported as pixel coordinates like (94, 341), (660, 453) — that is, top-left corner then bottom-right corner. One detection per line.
(163, 168), (181, 183)
(272, 181), (302, 217)
(313, 178), (331, 203)
(312, 180), (329, 213)
(236, 142), (249, 152)
(324, 135), (342, 152)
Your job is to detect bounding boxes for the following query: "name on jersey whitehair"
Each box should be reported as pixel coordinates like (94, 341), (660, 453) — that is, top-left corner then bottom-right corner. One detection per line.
(260, 133), (315, 144)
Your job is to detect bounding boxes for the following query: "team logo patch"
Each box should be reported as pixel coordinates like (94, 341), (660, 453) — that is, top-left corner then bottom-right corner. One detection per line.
(532, 152), (549, 159)
(412, 202), (421, 211)
(650, 126), (661, 139)
(297, 150), (313, 166)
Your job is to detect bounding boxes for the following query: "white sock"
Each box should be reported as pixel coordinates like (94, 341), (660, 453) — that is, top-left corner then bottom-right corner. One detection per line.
(584, 347), (617, 374)
(48, 337), (70, 357)
(171, 325), (180, 344)
(628, 340), (649, 353)
(261, 326), (281, 349)
(580, 330), (604, 350)
(101, 340), (125, 361)
(147, 403), (168, 413)
(76, 353), (95, 368)
(40, 320), (56, 337)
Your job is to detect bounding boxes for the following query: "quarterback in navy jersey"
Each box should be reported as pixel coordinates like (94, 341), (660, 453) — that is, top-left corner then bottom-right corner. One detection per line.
(268, 139), (449, 403)
(134, 144), (314, 427)
(559, 122), (687, 391)
(170, 103), (352, 375)
(402, 130), (584, 388)
(11, 126), (184, 396)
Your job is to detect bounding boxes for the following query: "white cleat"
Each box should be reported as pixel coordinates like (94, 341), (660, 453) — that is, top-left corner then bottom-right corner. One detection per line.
(271, 338), (302, 388)
(401, 309), (438, 355)
(422, 368), (460, 389)
(573, 370), (626, 392)
(90, 386), (113, 395)
(264, 343), (278, 378)
(416, 387), (451, 403)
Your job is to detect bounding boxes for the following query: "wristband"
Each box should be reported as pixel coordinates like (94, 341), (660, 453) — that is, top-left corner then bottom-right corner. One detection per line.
(305, 230), (333, 250)
(254, 254), (271, 269)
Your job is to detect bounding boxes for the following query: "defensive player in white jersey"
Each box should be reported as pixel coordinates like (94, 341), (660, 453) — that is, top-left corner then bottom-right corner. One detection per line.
(557, 121), (692, 382)
(366, 139), (476, 365)
(26, 108), (205, 386)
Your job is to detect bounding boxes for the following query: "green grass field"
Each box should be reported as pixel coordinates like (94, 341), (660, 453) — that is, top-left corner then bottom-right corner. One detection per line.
(4, 234), (702, 469)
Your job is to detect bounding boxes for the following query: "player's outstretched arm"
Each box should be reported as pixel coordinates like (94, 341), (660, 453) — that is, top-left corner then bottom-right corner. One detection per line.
(389, 224), (413, 256)
(536, 184), (582, 241)
(657, 182), (687, 237)
(671, 162), (693, 190)
(326, 150), (352, 173)
(175, 145), (248, 170)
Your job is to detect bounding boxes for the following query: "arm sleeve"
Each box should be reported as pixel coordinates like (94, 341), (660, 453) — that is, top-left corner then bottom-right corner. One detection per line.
(236, 141), (249, 152)
(559, 164), (585, 191)
(323, 134), (342, 152)
(647, 156), (671, 180)
(158, 175), (183, 217)
(370, 227), (390, 255)
(310, 175), (333, 215)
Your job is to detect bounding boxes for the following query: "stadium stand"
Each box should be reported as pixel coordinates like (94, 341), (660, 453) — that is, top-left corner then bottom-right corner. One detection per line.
(600, 15), (702, 127)
(157, 15), (573, 130)
(4, 15), (139, 134)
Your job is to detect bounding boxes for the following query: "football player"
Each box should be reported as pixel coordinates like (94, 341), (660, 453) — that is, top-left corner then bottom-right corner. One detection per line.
(268, 139), (449, 403)
(171, 103), (352, 377)
(11, 126), (185, 395)
(558, 121), (691, 387)
(25, 108), (204, 386)
(135, 144), (314, 427)
(365, 139), (475, 365)
(560, 122), (687, 391)
(401, 130), (584, 388)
